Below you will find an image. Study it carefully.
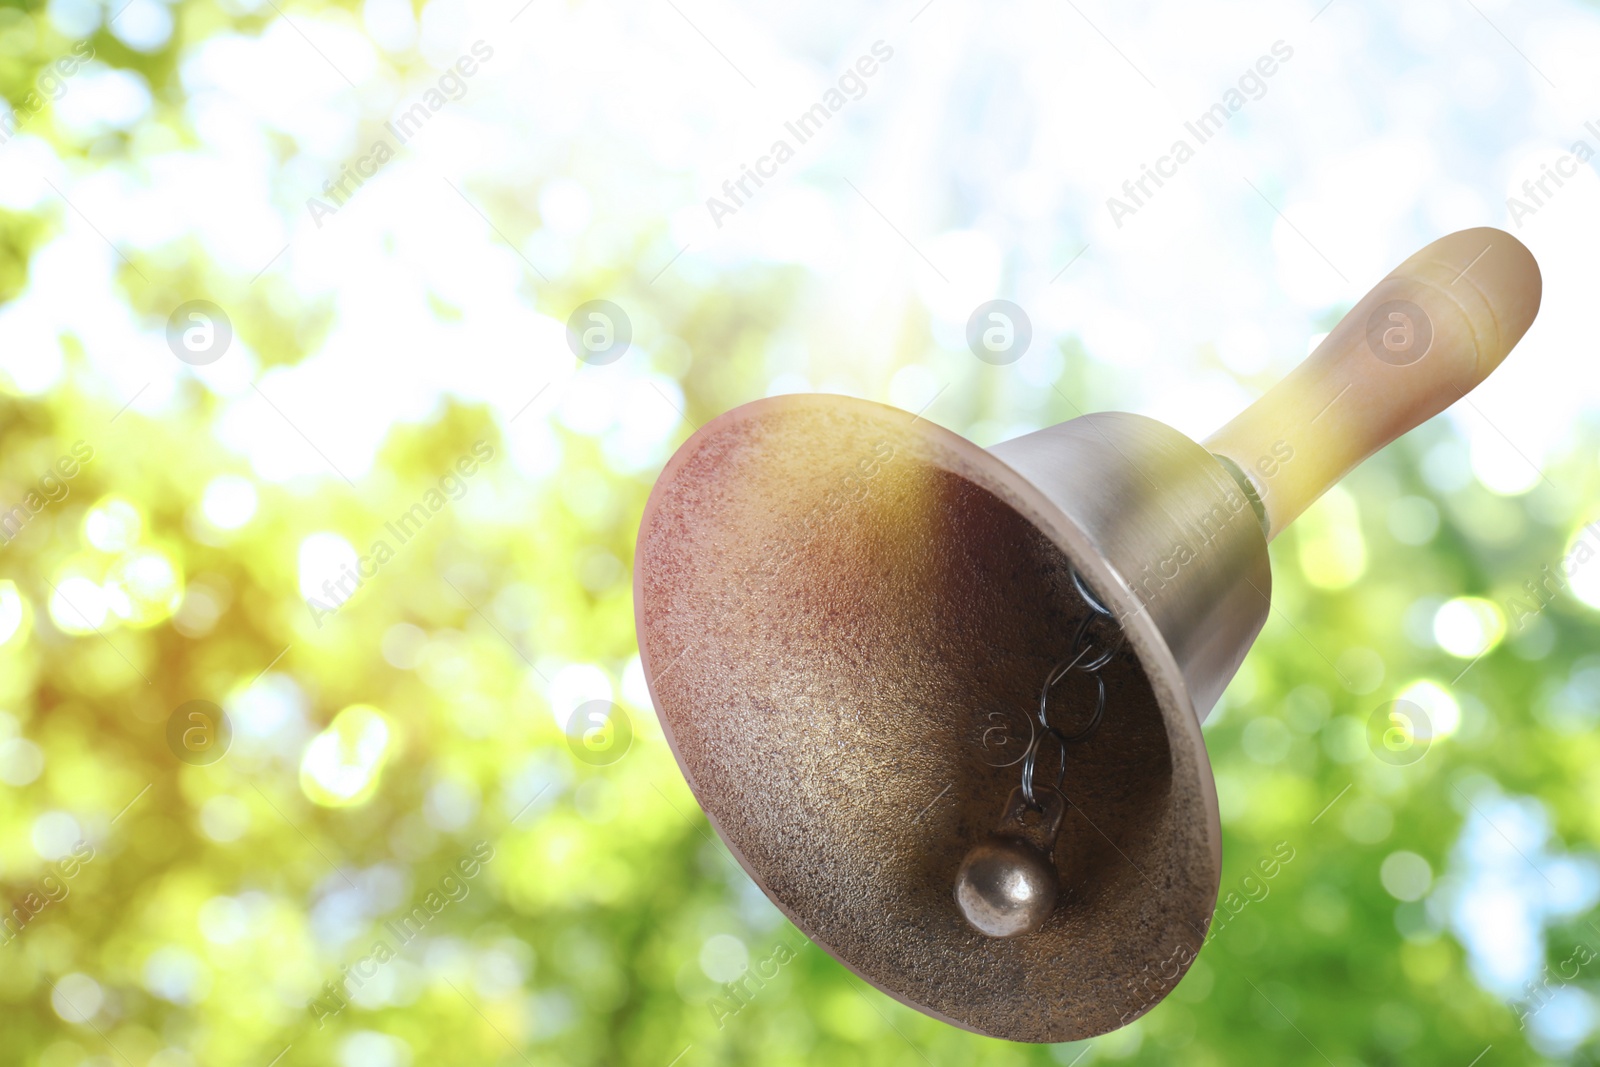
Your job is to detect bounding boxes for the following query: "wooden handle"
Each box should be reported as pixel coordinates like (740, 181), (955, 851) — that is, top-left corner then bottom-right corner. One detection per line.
(1204, 227), (1541, 541)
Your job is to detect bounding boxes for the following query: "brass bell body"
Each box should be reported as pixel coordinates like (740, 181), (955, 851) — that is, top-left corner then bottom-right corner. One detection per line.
(636, 393), (1252, 1041)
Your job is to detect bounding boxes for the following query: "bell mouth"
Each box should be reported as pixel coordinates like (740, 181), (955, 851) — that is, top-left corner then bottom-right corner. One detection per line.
(635, 393), (1221, 1042)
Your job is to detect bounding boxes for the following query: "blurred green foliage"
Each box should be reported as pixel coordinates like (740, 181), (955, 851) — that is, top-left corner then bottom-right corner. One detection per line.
(0, 2), (1598, 1066)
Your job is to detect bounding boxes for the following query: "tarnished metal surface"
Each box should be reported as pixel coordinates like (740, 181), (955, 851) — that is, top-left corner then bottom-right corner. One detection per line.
(635, 394), (1229, 1041)
(991, 413), (1272, 723)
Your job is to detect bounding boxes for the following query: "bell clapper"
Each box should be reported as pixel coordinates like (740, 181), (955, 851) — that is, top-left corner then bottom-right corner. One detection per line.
(956, 787), (1065, 937)
(956, 574), (1123, 938)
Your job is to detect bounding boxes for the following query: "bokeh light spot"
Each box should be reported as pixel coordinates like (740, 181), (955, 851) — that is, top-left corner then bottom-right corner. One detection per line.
(1380, 851), (1434, 902)
(1297, 487), (1368, 590)
(49, 973), (102, 1024)
(1397, 680), (1461, 740)
(200, 475), (259, 530)
(1567, 521), (1600, 611)
(107, 548), (184, 626)
(699, 934), (750, 983)
(298, 532), (360, 606)
(300, 704), (394, 807)
(0, 579), (29, 645)
(1433, 597), (1505, 658)
(84, 495), (144, 552)
(49, 575), (109, 633)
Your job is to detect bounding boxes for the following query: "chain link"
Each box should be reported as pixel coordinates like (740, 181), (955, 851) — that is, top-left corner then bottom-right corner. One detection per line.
(1018, 571), (1124, 808)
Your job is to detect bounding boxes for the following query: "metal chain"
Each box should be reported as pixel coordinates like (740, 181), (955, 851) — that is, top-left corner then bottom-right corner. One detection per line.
(1018, 571), (1124, 808)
